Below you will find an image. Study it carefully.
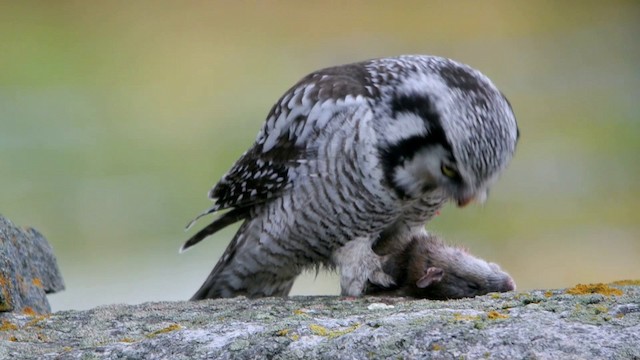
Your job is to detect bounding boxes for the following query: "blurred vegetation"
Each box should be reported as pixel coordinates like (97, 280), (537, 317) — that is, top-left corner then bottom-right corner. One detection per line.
(0, 1), (638, 311)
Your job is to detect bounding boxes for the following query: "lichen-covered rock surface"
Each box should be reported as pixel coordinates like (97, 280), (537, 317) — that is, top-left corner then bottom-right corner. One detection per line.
(0, 215), (65, 315)
(1, 283), (639, 359)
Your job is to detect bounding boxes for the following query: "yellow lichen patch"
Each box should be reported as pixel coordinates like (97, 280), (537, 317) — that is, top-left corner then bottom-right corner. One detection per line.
(309, 324), (360, 339)
(514, 292), (528, 300)
(566, 283), (623, 297)
(309, 324), (328, 336)
(490, 293), (501, 299)
(120, 337), (137, 343)
(0, 275), (12, 312)
(453, 312), (480, 322)
(487, 311), (509, 320)
(611, 280), (640, 287)
(431, 343), (443, 351)
(0, 320), (18, 331)
(9, 336), (18, 342)
(276, 328), (299, 340)
(32, 278), (43, 288)
(22, 307), (37, 316)
(146, 324), (182, 338)
(293, 309), (307, 315)
(25, 315), (49, 327)
(593, 305), (609, 315)
(544, 290), (553, 298)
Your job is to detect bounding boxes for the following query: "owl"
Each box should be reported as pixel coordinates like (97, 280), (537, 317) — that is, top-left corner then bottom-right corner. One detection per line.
(182, 55), (519, 299)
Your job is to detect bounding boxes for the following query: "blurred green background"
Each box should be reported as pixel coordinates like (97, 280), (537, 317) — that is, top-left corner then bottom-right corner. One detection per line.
(1, 1), (638, 311)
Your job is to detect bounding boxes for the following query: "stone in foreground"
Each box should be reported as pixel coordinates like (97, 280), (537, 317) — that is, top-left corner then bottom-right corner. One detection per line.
(0, 215), (65, 315)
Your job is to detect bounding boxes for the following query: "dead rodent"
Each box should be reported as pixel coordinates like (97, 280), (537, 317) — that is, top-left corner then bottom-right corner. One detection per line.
(365, 232), (516, 299)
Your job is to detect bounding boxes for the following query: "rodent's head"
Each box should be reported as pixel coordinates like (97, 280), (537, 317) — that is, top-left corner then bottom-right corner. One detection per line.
(405, 233), (515, 300)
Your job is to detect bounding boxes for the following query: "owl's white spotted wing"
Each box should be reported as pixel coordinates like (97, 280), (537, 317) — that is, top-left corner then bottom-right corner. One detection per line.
(182, 65), (375, 251)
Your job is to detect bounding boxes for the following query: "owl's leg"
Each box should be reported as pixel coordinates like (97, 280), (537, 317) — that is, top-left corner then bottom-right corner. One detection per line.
(332, 237), (395, 297)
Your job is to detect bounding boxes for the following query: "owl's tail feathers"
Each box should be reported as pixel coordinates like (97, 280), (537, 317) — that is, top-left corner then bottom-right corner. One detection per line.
(179, 207), (248, 253)
(190, 267), (296, 300)
(189, 267), (230, 300)
(188, 219), (248, 300)
(190, 220), (296, 300)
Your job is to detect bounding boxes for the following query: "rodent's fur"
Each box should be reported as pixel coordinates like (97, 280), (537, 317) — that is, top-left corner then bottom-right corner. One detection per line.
(365, 232), (515, 299)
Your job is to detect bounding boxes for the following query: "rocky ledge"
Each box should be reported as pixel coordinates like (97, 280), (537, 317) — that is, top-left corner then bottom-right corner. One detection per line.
(1, 282), (639, 359)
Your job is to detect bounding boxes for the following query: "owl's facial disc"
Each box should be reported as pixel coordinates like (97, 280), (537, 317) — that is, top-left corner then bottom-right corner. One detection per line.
(390, 145), (490, 206)
(389, 145), (461, 199)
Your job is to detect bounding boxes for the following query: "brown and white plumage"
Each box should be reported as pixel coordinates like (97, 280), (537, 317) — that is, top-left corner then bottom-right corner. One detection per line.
(182, 55), (519, 300)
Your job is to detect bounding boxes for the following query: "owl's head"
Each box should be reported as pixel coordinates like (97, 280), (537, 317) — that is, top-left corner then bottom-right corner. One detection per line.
(377, 56), (519, 206)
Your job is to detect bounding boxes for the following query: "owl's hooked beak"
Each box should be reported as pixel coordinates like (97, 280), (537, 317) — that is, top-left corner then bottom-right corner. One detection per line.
(456, 196), (474, 207)
(456, 189), (488, 207)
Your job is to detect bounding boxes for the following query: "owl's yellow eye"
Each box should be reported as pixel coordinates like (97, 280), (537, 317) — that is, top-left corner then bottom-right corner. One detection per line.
(441, 164), (458, 178)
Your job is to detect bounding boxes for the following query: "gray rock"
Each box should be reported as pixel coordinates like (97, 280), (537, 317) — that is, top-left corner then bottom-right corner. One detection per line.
(0, 215), (65, 315)
(1, 283), (639, 359)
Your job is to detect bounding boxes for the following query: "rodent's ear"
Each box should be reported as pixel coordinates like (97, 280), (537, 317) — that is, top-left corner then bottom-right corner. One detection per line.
(416, 267), (444, 288)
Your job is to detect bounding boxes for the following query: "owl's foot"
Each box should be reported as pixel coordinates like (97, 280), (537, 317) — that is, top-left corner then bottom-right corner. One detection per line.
(333, 237), (395, 297)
